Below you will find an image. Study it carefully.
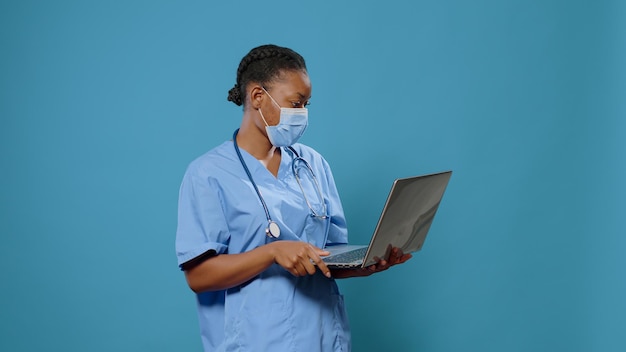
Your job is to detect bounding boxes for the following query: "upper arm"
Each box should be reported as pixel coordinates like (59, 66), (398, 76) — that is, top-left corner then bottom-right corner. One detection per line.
(175, 166), (230, 269)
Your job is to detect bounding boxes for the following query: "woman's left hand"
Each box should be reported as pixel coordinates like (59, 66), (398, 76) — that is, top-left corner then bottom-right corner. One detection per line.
(330, 247), (412, 279)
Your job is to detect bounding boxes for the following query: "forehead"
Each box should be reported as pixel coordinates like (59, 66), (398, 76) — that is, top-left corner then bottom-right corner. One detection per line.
(269, 70), (312, 98)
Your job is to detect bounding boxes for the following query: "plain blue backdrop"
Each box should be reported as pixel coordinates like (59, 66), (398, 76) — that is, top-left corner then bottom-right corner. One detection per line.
(1, 1), (624, 351)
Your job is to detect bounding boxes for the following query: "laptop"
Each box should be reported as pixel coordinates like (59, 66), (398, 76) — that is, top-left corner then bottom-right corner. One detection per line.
(322, 171), (452, 269)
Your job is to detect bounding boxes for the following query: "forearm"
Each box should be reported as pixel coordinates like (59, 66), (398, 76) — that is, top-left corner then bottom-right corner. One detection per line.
(185, 245), (275, 293)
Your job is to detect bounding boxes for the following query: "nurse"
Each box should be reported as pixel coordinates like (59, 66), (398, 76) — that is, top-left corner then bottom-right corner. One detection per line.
(175, 44), (412, 351)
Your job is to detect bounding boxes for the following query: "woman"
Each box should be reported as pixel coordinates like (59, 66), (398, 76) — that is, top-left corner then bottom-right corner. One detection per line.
(176, 44), (411, 351)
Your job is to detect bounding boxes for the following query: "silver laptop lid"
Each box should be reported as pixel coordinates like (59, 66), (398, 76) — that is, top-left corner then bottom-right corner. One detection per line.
(361, 171), (452, 267)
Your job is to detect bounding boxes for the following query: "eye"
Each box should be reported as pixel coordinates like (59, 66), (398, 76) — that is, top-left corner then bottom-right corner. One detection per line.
(291, 101), (310, 108)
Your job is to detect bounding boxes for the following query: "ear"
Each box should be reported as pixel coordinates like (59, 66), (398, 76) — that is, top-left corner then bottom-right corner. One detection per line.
(248, 84), (265, 110)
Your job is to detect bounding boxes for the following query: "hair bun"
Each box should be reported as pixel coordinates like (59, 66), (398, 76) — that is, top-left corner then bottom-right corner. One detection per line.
(227, 45), (306, 107)
(227, 84), (242, 106)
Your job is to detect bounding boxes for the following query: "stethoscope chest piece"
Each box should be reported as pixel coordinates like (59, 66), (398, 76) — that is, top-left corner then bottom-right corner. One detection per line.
(266, 220), (281, 238)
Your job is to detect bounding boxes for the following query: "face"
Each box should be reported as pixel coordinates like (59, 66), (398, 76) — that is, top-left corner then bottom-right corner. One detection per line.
(251, 70), (312, 127)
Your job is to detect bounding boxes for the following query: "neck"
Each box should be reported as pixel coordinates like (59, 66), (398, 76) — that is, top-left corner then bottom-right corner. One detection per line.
(236, 123), (281, 176)
(236, 125), (276, 159)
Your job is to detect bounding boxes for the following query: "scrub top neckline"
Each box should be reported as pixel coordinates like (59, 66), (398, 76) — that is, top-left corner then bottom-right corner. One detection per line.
(229, 140), (293, 182)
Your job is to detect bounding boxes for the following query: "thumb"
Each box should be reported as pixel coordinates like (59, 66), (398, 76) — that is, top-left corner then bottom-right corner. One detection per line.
(314, 246), (330, 256)
(311, 245), (330, 256)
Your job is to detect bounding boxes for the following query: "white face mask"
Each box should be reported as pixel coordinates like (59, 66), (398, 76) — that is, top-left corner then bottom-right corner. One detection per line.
(259, 87), (308, 147)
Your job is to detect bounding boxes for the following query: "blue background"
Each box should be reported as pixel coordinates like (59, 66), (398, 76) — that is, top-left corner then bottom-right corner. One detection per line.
(1, 1), (624, 351)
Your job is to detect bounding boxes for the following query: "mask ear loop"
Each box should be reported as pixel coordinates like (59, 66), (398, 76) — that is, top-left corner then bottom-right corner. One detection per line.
(258, 86), (280, 129)
(258, 108), (270, 127)
(258, 87), (284, 148)
(261, 86), (282, 109)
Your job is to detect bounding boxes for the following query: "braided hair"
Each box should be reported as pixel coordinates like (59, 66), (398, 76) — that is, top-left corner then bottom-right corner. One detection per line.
(227, 44), (307, 106)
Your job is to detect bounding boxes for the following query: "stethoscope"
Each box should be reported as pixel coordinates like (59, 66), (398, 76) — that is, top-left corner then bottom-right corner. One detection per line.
(233, 129), (328, 238)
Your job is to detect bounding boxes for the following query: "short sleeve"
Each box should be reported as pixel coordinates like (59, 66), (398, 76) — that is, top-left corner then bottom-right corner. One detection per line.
(175, 164), (230, 268)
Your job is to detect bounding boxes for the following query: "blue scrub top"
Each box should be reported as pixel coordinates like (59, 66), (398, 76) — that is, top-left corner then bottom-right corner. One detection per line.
(176, 139), (351, 351)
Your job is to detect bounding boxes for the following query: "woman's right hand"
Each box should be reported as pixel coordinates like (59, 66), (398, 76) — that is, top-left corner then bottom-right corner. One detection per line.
(268, 241), (332, 278)
(185, 240), (332, 293)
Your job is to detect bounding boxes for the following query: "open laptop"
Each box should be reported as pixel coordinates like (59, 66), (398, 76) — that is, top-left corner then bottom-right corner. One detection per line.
(322, 171), (452, 269)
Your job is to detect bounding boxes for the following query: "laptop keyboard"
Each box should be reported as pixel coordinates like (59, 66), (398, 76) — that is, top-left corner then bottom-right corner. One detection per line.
(324, 247), (368, 263)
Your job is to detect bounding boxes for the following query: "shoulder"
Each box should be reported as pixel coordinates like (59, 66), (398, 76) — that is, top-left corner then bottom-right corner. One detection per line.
(287, 143), (334, 177)
(184, 141), (237, 178)
(288, 143), (326, 163)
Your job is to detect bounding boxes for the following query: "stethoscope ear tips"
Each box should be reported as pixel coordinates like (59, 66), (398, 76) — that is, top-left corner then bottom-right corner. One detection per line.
(266, 220), (281, 238)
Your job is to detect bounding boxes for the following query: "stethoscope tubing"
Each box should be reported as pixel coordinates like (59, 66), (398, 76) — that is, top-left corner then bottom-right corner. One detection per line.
(233, 129), (328, 240)
(233, 129), (280, 238)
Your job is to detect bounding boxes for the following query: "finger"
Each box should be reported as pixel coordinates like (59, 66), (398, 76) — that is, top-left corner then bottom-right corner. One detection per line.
(292, 258), (313, 276)
(317, 249), (330, 257)
(391, 252), (410, 263)
(294, 249), (317, 276)
(375, 256), (390, 271)
(371, 256), (387, 269)
(311, 254), (331, 278)
(309, 244), (330, 257)
(287, 264), (302, 277)
(301, 257), (318, 276)
(308, 247), (331, 278)
(389, 247), (401, 260)
(285, 251), (308, 276)
(298, 262), (314, 276)
(385, 253), (411, 268)
(386, 247), (405, 265)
